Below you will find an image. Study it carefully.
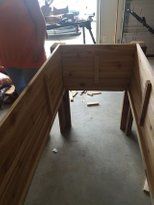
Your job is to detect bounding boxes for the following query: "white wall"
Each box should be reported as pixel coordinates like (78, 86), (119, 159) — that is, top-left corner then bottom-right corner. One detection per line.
(97, 0), (125, 44)
(123, 0), (154, 54)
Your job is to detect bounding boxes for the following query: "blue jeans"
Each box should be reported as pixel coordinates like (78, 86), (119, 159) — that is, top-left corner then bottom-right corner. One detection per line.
(6, 68), (38, 94)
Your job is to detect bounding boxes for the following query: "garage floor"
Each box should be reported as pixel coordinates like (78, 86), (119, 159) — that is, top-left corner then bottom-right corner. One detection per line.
(24, 91), (151, 205)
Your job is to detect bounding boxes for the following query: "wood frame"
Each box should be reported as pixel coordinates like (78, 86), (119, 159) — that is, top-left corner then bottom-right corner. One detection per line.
(0, 44), (153, 205)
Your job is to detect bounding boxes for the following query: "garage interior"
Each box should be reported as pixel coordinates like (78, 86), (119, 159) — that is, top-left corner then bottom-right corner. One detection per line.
(0, 1), (154, 205)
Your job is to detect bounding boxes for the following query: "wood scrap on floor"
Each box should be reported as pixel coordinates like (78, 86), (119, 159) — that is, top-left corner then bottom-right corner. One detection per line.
(80, 90), (87, 95)
(72, 91), (78, 97)
(87, 91), (93, 96)
(143, 179), (150, 193)
(87, 91), (102, 96)
(69, 91), (78, 102)
(52, 148), (58, 153)
(87, 102), (100, 107)
(91, 91), (102, 95)
(69, 91), (74, 102)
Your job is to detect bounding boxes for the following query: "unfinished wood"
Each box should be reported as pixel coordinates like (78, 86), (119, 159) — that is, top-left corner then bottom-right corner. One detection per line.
(44, 47), (64, 110)
(120, 44), (147, 137)
(140, 80), (152, 126)
(0, 80), (49, 204)
(120, 91), (133, 137)
(86, 91), (102, 96)
(129, 44), (154, 203)
(120, 91), (130, 131)
(72, 91), (78, 98)
(58, 90), (71, 134)
(94, 56), (100, 83)
(143, 178), (150, 193)
(69, 91), (74, 102)
(125, 107), (133, 136)
(91, 91), (102, 95)
(87, 102), (100, 107)
(63, 79), (130, 91)
(61, 44), (136, 91)
(80, 90), (86, 95)
(87, 91), (93, 96)
(44, 74), (53, 115)
(0, 45), (64, 205)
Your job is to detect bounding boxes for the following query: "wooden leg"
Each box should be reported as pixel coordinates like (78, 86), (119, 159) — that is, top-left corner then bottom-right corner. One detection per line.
(125, 107), (133, 136)
(120, 91), (130, 131)
(120, 91), (133, 136)
(58, 90), (71, 134)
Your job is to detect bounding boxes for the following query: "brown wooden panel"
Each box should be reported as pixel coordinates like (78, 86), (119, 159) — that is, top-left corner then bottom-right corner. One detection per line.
(63, 78), (130, 91)
(0, 46), (64, 205)
(129, 44), (154, 202)
(61, 44), (136, 90)
(58, 90), (71, 134)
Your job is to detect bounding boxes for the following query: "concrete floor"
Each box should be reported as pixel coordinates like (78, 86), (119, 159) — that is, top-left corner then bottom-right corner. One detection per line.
(24, 92), (151, 205)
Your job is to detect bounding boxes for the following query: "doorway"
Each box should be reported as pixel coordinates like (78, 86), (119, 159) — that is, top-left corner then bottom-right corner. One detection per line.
(38, 0), (97, 57)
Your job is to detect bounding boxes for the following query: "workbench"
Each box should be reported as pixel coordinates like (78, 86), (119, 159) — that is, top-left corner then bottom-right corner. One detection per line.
(0, 44), (153, 205)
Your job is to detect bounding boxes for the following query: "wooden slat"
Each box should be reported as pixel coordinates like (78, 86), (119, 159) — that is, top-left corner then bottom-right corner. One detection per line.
(140, 80), (152, 126)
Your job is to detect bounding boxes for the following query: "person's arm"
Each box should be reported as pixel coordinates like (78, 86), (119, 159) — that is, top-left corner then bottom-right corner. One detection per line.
(23, 0), (46, 48)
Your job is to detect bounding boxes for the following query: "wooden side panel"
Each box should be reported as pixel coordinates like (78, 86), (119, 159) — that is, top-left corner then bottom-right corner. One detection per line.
(61, 44), (136, 90)
(129, 44), (154, 202)
(44, 46), (64, 113)
(0, 46), (64, 205)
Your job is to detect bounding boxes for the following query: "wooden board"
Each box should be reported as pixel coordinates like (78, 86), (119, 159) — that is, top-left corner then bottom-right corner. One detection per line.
(0, 45), (64, 205)
(128, 44), (154, 203)
(61, 44), (136, 90)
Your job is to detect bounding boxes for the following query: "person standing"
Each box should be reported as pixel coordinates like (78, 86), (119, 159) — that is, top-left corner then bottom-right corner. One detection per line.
(0, 0), (47, 94)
